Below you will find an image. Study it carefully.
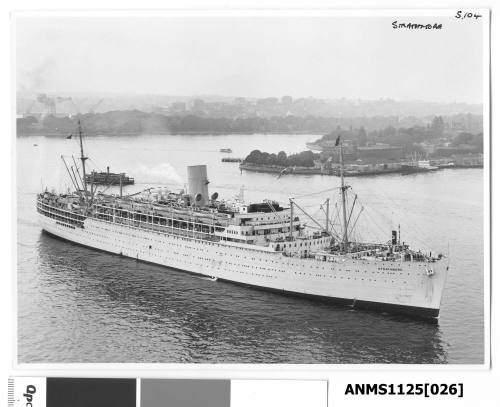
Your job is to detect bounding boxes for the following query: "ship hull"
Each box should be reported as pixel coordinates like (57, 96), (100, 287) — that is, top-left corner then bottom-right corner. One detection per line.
(206, 276), (440, 319)
(38, 213), (447, 320)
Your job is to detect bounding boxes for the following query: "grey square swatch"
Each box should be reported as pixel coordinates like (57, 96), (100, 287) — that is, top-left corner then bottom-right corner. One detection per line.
(141, 379), (230, 407)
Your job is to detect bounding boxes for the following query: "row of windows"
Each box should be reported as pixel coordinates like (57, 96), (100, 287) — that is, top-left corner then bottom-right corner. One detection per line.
(62, 221), (414, 287)
(55, 221), (76, 229)
(49, 216), (425, 283)
(38, 201), (86, 220)
(39, 207), (84, 228)
(102, 222), (420, 280)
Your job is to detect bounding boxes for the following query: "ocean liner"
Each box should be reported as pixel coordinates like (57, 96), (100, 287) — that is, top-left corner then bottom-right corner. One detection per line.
(37, 121), (449, 319)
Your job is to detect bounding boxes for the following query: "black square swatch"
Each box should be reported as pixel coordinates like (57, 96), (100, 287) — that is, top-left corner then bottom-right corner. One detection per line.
(47, 378), (136, 407)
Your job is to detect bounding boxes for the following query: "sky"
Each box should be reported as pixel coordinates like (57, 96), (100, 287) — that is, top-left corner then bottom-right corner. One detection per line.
(15, 15), (484, 103)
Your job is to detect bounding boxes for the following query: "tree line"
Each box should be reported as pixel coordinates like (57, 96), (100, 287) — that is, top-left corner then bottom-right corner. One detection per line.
(17, 111), (481, 137)
(244, 150), (319, 168)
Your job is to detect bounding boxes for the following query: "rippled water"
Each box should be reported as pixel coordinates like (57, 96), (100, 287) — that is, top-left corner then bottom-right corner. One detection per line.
(17, 134), (484, 363)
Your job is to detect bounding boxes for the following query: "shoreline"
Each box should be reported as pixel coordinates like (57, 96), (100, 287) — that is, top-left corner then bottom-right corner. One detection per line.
(16, 130), (321, 137)
(240, 162), (483, 177)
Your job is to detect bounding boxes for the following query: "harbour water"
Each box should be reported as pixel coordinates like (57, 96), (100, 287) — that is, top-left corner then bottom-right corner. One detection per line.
(17, 133), (484, 363)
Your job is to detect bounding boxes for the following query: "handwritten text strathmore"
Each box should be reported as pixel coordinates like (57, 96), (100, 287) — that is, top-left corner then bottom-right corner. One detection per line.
(392, 21), (443, 30)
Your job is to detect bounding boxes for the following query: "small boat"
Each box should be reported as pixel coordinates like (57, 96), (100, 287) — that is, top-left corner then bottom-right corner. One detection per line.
(220, 148), (232, 153)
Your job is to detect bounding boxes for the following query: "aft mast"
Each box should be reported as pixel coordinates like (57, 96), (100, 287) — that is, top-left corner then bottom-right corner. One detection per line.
(78, 119), (88, 195)
(338, 137), (349, 251)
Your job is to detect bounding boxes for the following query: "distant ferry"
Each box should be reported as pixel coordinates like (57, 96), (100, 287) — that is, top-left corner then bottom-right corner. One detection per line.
(37, 121), (449, 319)
(401, 159), (439, 174)
(85, 167), (135, 186)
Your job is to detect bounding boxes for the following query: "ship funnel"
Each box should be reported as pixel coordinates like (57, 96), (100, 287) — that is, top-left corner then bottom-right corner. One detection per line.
(392, 230), (397, 245)
(187, 165), (209, 206)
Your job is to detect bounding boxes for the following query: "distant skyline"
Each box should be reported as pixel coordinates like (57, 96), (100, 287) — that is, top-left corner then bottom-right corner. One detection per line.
(13, 91), (486, 106)
(15, 15), (485, 104)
